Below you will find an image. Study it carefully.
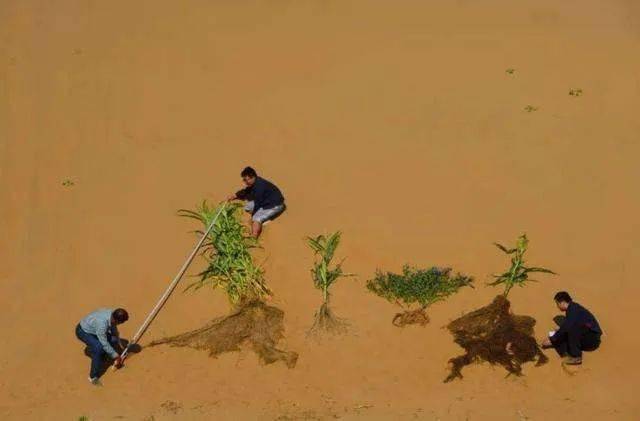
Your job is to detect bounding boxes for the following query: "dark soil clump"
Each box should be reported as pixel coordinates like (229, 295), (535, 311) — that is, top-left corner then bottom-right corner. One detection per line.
(392, 308), (430, 327)
(149, 300), (298, 368)
(445, 295), (547, 382)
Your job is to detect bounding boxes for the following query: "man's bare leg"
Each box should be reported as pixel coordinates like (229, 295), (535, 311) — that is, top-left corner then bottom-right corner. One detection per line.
(251, 220), (263, 238)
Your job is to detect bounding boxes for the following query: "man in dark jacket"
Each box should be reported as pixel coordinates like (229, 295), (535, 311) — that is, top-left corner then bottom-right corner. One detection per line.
(227, 167), (285, 238)
(541, 291), (602, 365)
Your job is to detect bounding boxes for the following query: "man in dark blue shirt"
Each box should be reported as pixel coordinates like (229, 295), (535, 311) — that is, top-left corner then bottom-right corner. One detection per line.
(542, 291), (602, 365)
(227, 166), (285, 238)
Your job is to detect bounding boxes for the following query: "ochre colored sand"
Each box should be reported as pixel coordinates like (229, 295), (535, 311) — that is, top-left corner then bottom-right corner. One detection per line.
(1, 1), (639, 419)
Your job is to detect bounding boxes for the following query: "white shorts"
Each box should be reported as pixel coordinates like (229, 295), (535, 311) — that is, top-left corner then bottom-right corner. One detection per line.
(244, 201), (286, 224)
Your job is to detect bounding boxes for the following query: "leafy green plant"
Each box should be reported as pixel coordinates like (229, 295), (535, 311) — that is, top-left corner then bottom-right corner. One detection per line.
(62, 179), (75, 187)
(367, 266), (473, 327)
(179, 201), (269, 305)
(505, 68), (516, 75)
(306, 231), (353, 335)
(524, 105), (539, 112)
(489, 233), (555, 296)
(569, 88), (583, 97)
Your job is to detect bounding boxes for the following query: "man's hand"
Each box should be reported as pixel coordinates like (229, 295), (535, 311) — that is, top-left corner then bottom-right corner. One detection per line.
(113, 355), (123, 369)
(225, 194), (237, 202)
(541, 337), (552, 348)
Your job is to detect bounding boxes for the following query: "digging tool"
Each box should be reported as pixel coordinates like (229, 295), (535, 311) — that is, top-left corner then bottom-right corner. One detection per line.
(115, 201), (227, 368)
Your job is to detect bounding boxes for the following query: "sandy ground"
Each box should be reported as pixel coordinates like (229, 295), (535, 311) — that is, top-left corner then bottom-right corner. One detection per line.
(2, 1), (640, 419)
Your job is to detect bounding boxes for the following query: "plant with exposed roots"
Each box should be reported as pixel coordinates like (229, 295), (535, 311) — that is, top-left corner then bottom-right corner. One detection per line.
(367, 265), (473, 327)
(306, 231), (353, 336)
(178, 201), (270, 305)
(489, 233), (555, 297)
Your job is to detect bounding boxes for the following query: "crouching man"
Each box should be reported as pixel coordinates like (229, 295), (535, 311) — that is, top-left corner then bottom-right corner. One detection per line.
(227, 166), (286, 238)
(75, 308), (129, 385)
(541, 291), (602, 365)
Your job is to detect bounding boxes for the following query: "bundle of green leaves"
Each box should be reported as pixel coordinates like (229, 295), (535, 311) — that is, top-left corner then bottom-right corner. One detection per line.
(489, 233), (555, 297)
(179, 201), (270, 305)
(368, 265), (473, 310)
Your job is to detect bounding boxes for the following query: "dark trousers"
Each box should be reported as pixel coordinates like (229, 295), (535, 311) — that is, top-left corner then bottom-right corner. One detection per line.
(553, 325), (601, 358)
(75, 324), (119, 378)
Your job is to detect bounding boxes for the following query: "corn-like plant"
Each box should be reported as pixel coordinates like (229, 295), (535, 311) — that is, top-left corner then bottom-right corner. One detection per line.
(306, 231), (352, 335)
(179, 201), (270, 305)
(489, 233), (555, 297)
(367, 266), (473, 327)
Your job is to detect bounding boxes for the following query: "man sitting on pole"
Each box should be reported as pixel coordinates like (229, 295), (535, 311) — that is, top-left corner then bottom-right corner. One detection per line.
(227, 166), (286, 238)
(75, 308), (129, 385)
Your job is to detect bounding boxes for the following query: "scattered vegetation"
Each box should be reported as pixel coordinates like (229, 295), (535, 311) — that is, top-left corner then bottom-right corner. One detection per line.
(505, 68), (516, 75)
(524, 105), (539, 112)
(489, 233), (555, 297)
(306, 232), (353, 336)
(62, 179), (75, 187)
(445, 295), (548, 382)
(178, 201), (270, 304)
(367, 266), (473, 327)
(569, 88), (583, 97)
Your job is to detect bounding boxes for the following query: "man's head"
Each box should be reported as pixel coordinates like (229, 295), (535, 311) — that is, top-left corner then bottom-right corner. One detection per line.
(554, 291), (572, 311)
(241, 166), (258, 187)
(112, 308), (129, 325)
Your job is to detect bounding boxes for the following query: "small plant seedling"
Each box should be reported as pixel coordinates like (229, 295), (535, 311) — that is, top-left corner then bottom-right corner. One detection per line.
(524, 105), (539, 112)
(489, 233), (555, 297)
(306, 231), (353, 336)
(367, 266), (473, 327)
(178, 201), (269, 305)
(62, 179), (75, 187)
(505, 68), (516, 75)
(569, 88), (583, 97)
(78, 417), (89, 421)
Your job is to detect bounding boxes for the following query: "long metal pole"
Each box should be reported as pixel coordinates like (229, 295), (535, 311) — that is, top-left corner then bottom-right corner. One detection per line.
(119, 203), (226, 362)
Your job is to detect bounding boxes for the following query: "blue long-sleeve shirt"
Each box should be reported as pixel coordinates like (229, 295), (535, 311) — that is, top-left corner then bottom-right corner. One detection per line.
(79, 308), (120, 358)
(236, 177), (285, 214)
(551, 302), (602, 345)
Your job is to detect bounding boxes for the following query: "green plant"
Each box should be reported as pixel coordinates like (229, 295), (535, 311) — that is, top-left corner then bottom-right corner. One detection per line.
(179, 201), (269, 305)
(524, 105), (539, 112)
(505, 68), (516, 75)
(569, 88), (583, 97)
(367, 266), (473, 326)
(62, 179), (75, 187)
(78, 417), (89, 421)
(489, 233), (555, 297)
(306, 231), (353, 335)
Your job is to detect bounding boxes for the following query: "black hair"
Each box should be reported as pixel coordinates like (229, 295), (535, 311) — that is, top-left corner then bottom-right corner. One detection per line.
(554, 291), (572, 303)
(112, 308), (129, 324)
(241, 166), (257, 178)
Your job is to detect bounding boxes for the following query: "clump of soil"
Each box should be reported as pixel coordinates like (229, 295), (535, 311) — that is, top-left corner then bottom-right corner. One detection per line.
(444, 295), (547, 382)
(149, 300), (298, 368)
(392, 308), (429, 327)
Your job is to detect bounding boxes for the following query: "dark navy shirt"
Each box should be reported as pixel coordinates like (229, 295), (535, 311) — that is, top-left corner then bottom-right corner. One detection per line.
(551, 302), (602, 344)
(236, 177), (285, 214)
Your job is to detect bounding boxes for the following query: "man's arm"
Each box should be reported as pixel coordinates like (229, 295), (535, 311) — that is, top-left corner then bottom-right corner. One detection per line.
(551, 307), (578, 344)
(229, 187), (252, 201)
(96, 321), (119, 359)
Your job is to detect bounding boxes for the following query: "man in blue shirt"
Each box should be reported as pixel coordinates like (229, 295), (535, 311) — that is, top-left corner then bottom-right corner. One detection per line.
(76, 308), (129, 385)
(227, 167), (286, 238)
(542, 291), (602, 365)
